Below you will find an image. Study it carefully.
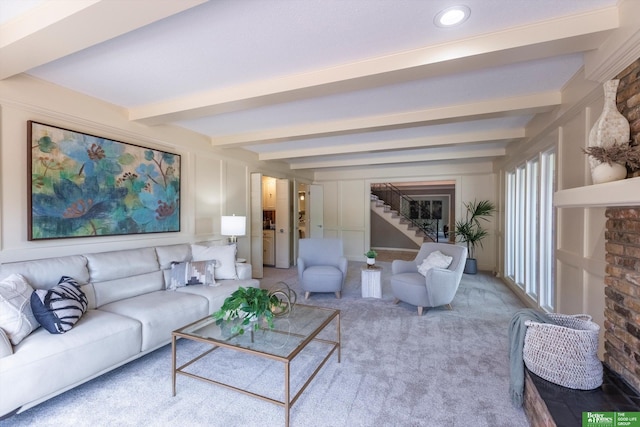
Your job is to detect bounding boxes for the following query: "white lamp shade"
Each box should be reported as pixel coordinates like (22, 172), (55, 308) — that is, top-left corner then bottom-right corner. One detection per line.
(221, 215), (246, 237)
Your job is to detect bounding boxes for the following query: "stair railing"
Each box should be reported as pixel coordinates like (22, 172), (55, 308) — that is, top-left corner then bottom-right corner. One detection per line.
(371, 183), (439, 242)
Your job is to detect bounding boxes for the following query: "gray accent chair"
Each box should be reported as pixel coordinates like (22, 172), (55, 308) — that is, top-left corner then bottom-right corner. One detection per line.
(297, 238), (348, 299)
(391, 243), (468, 315)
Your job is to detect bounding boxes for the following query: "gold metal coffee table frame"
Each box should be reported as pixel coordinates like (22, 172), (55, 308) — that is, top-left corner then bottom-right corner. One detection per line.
(171, 304), (340, 427)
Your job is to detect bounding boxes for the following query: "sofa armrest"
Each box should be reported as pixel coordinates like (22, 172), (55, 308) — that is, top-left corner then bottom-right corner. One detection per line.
(297, 258), (306, 281)
(424, 267), (460, 306)
(235, 262), (252, 280)
(392, 260), (417, 275)
(0, 328), (13, 358)
(338, 257), (348, 275)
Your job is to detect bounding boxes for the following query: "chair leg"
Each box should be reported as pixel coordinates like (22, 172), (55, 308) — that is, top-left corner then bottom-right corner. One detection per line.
(305, 292), (310, 300)
(417, 306), (424, 316)
(393, 298), (400, 304)
(335, 291), (341, 299)
(446, 303), (452, 310)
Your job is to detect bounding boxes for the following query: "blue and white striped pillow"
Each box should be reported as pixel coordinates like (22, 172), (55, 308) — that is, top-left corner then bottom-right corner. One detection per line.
(30, 276), (88, 334)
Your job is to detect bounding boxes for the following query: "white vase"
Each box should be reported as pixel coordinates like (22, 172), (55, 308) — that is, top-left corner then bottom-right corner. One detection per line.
(588, 80), (630, 178)
(366, 257), (375, 266)
(591, 162), (627, 184)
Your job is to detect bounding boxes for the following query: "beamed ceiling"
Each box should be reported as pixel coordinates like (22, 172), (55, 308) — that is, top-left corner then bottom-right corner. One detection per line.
(0, 0), (625, 173)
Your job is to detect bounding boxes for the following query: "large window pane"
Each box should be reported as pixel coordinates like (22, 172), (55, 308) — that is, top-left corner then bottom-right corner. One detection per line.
(515, 166), (526, 288)
(539, 149), (556, 311)
(526, 158), (539, 298)
(504, 148), (556, 311)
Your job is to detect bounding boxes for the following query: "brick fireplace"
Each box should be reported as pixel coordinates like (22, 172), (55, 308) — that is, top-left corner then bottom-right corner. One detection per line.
(604, 207), (640, 394)
(603, 57), (640, 394)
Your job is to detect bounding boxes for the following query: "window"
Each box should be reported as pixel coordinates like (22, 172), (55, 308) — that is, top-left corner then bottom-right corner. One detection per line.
(539, 149), (556, 311)
(525, 158), (539, 298)
(505, 148), (556, 310)
(515, 165), (526, 288)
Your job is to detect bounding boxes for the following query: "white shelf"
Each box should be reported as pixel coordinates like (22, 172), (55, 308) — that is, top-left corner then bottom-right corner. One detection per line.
(554, 177), (640, 208)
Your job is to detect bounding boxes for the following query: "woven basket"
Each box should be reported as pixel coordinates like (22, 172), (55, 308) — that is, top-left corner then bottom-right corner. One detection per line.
(523, 313), (603, 390)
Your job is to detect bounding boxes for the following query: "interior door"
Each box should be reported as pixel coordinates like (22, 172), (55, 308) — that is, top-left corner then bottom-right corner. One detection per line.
(275, 178), (290, 268)
(250, 173), (263, 278)
(309, 184), (324, 238)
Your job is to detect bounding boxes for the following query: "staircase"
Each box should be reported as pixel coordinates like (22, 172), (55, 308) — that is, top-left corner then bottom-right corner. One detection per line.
(370, 193), (435, 247)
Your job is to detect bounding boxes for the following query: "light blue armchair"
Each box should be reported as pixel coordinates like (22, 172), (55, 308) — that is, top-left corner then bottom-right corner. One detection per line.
(297, 238), (348, 299)
(391, 243), (468, 315)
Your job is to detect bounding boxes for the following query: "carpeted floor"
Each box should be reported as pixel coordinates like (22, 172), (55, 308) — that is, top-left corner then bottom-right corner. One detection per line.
(1, 262), (529, 427)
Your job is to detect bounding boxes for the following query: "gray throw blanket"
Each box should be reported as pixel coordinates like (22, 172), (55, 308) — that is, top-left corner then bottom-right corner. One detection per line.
(508, 308), (554, 407)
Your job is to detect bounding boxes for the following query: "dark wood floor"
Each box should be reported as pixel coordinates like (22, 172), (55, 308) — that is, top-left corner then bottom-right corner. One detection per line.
(374, 250), (416, 262)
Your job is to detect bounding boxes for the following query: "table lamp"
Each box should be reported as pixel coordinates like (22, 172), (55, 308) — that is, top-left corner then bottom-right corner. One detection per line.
(221, 215), (246, 244)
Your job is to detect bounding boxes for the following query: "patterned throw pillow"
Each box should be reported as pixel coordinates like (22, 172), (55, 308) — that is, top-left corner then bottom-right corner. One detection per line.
(30, 276), (88, 334)
(417, 250), (453, 276)
(0, 274), (40, 345)
(169, 260), (216, 290)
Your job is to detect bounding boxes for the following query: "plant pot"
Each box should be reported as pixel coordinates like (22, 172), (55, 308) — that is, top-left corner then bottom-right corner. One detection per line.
(366, 257), (376, 266)
(591, 162), (627, 184)
(464, 258), (477, 274)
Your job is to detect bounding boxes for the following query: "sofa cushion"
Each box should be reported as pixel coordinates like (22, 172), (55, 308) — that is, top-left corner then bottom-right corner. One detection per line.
(155, 244), (191, 269)
(0, 274), (39, 345)
(30, 276), (88, 334)
(0, 309), (142, 417)
(0, 255), (89, 290)
(0, 329), (12, 357)
(86, 247), (159, 282)
(99, 291), (208, 351)
(176, 279), (260, 314)
(417, 250), (453, 276)
(155, 244), (191, 288)
(301, 266), (343, 292)
(191, 244), (237, 280)
(87, 247), (165, 307)
(169, 260), (216, 290)
(93, 271), (164, 308)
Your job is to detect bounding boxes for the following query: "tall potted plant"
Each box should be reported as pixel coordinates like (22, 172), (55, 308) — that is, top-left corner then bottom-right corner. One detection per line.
(455, 199), (495, 274)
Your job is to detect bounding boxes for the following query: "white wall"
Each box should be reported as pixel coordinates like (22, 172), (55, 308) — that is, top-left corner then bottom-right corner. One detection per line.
(0, 74), (305, 265)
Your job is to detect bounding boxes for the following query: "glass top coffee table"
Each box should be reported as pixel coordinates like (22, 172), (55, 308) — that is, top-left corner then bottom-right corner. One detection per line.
(171, 304), (340, 427)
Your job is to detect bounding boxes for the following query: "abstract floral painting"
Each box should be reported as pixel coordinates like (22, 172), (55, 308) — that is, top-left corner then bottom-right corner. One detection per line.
(28, 121), (180, 240)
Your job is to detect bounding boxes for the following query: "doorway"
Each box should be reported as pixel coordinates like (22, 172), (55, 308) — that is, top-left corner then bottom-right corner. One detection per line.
(370, 180), (456, 250)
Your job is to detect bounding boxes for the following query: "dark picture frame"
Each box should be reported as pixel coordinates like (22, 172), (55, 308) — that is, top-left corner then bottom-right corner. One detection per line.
(28, 121), (181, 240)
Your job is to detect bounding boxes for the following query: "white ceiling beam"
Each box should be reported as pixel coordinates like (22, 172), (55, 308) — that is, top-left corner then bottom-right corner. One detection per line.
(584, 0), (640, 81)
(129, 7), (617, 125)
(258, 128), (525, 160)
(0, 0), (208, 80)
(213, 92), (559, 147)
(289, 147), (507, 170)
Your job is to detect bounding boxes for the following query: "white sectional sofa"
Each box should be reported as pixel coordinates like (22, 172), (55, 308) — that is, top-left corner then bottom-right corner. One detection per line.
(0, 243), (259, 418)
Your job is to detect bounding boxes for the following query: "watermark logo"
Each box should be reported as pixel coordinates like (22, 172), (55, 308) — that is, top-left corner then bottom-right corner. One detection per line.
(583, 412), (640, 427)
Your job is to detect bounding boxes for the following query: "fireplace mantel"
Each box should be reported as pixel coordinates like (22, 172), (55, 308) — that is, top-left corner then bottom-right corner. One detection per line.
(554, 177), (640, 208)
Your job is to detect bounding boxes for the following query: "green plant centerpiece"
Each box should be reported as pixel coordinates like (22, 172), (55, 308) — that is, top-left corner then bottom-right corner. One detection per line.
(364, 249), (378, 267)
(212, 283), (296, 340)
(454, 199), (495, 274)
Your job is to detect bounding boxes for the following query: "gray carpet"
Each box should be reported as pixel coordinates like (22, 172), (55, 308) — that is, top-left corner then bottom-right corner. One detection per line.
(1, 262), (529, 427)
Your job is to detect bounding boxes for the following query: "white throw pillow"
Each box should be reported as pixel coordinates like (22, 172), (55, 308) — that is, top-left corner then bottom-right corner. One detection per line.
(0, 274), (40, 345)
(191, 244), (238, 280)
(417, 250), (453, 276)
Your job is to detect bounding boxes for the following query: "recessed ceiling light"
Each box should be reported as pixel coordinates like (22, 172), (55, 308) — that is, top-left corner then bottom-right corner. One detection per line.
(434, 5), (470, 28)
